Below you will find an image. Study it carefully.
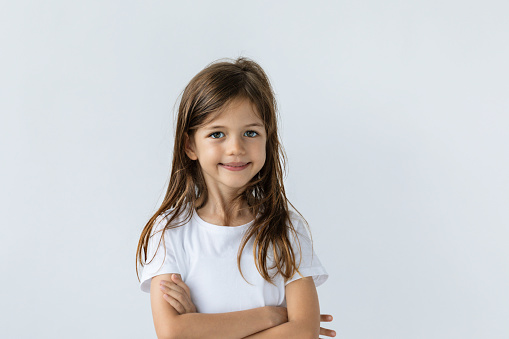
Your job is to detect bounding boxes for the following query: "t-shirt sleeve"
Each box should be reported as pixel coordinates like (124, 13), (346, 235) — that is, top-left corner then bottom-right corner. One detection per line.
(285, 214), (329, 287)
(139, 213), (180, 293)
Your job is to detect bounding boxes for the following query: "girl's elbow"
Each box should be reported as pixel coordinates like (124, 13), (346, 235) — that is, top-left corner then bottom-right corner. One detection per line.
(155, 328), (174, 339)
(158, 334), (178, 339)
(157, 329), (180, 339)
(155, 321), (183, 339)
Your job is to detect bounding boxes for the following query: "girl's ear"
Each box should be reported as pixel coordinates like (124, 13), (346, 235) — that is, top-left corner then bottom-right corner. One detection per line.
(184, 132), (198, 160)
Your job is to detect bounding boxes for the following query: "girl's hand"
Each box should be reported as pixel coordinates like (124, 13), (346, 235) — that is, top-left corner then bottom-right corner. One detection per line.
(159, 274), (197, 314)
(319, 314), (336, 338)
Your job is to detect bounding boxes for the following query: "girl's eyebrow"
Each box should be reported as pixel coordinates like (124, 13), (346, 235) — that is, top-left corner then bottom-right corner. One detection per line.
(204, 123), (264, 130)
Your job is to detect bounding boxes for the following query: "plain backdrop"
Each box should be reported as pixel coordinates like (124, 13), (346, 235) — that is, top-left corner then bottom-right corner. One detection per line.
(1, 1), (508, 338)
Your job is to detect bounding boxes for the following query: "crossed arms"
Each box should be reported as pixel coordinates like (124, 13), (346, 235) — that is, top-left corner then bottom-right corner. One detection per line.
(150, 273), (335, 339)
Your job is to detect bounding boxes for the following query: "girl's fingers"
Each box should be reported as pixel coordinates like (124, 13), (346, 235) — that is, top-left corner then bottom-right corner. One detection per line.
(171, 274), (192, 297)
(161, 286), (188, 305)
(162, 294), (186, 314)
(161, 285), (194, 313)
(320, 314), (333, 322)
(319, 314), (335, 337)
(161, 276), (192, 299)
(161, 280), (188, 299)
(319, 326), (336, 337)
(161, 274), (196, 313)
(160, 276), (197, 313)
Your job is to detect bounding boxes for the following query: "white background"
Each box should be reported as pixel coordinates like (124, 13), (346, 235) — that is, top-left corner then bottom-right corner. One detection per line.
(1, 1), (508, 338)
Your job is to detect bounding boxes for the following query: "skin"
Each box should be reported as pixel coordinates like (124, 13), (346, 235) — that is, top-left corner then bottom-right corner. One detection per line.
(160, 274), (337, 338)
(184, 97), (266, 225)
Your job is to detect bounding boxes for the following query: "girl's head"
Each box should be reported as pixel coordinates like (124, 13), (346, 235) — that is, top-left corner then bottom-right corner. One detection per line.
(183, 96), (267, 199)
(137, 57), (310, 285)
(171, 57), (285, 222)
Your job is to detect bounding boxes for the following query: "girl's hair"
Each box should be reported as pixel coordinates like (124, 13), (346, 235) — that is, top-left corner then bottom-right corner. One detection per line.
(136, 57), (312, 285)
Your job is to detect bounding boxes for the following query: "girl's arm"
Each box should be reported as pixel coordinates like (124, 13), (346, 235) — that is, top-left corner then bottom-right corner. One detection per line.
(150, 274), (284, 339)
(241, 276), (320, 339)
(161, 273), (336, 338)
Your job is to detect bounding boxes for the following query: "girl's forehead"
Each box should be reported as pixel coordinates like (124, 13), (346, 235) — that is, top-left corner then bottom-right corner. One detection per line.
(201, 99), (263, 127)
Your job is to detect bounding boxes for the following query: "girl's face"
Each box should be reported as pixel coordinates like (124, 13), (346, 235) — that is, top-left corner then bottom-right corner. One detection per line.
(184, 97), (267, 193)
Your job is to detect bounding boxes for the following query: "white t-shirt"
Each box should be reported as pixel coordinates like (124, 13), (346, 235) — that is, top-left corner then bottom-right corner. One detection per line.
(139, 204), (328, 313)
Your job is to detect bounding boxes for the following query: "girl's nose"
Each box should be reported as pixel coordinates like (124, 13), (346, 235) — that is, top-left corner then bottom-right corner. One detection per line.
(226, 135), (245, 155)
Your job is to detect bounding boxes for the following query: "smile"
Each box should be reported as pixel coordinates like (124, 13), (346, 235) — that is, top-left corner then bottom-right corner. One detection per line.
(219, 163), (251, 171)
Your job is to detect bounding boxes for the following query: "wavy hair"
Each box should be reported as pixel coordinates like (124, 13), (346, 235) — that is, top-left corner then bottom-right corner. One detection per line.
(136, 57), (313, 285)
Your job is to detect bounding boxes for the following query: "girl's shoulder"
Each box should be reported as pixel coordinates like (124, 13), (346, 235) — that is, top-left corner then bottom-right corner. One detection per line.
(287, 209), (305, 226)
(287, 209), (301, 222)
(152, 206), (192, 235)
(286, 209), (312, 239)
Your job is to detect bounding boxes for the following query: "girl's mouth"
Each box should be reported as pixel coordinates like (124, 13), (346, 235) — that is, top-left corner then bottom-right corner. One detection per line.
(219, 163), (251, 171)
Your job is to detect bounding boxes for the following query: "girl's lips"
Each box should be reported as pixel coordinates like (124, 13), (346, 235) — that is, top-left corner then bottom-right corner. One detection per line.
(219, 162), (251, 171)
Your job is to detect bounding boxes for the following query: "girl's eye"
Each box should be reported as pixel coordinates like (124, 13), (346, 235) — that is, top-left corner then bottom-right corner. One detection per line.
(209, 131), (259, 139)
(209, 132), (225, 139)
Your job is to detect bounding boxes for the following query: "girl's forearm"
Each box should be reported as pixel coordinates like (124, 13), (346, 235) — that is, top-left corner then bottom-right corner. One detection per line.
(169, 306), (275, 339)
(241, 320), (313, 339)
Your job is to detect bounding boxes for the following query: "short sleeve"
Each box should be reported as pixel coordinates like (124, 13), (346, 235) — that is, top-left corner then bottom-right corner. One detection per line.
(285, 214), (329, 287)
(139, 213), (180, 293)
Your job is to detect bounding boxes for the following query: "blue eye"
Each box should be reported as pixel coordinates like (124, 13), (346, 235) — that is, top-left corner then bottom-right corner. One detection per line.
(209, 132), (225, 139)
(209, 131), (259, 139)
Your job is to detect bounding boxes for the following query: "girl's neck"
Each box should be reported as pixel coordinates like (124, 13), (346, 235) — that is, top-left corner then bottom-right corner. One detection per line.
(194, 197), (254, 227)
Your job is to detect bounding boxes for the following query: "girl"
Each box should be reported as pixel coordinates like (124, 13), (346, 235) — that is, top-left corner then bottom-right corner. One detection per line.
(136, 57), (335, 338)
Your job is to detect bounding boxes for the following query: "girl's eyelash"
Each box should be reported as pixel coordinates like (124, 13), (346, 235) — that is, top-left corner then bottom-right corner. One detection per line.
(209, 132), (223, 138)
(209, 131), (259, 138)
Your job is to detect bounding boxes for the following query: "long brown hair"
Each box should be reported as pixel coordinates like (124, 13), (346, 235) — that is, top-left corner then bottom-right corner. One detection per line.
(136, 57), (313, 285)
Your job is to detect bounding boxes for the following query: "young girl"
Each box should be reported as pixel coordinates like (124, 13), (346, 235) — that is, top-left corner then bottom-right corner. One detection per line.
(136, 57), (335, 338)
